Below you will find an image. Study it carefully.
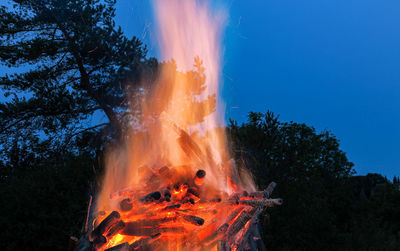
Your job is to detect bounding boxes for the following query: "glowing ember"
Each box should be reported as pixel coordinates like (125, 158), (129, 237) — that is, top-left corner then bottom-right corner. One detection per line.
(82, 1), (282, 250)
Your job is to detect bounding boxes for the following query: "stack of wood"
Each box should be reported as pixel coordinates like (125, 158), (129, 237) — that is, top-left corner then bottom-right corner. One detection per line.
(75, 126), (282, 250)
(76, 178), (281, 251)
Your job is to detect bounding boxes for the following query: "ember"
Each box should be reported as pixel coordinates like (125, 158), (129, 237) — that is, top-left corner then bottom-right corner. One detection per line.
(76, 0), (282, 250)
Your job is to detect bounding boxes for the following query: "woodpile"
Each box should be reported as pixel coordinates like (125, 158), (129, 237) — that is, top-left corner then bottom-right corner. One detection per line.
(75, 127), (282, 250)
(76, 177), (281, 251)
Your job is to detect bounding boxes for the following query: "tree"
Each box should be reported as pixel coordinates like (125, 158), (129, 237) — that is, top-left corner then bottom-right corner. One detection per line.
(228, 111), (356, 250)
(0, 0), (157, 165)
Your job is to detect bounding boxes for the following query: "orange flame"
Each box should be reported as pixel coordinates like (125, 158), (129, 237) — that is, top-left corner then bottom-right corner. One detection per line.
(95, 0), (256, 249)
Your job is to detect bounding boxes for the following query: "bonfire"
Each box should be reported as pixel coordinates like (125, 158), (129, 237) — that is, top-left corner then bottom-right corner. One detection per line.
(76, 1), (282, 250)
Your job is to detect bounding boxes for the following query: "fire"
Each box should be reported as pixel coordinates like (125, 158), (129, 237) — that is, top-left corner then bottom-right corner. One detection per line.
(88, 1), (282, 250)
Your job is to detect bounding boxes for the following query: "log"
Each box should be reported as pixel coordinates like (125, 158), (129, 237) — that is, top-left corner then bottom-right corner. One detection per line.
(249, 182), (277, 199)
(203, 223), (229, 243)
(162, 203), (181, 211)
(187, 187), (200, 198)
(83, 195), (92, 233)
(122, 225), (184, 236)
(92, 235), (107, 250)
(124, 217), (177, 228)
(225, 207), (245, 224)
(106, 220), (126, 238)
(181, 214), (205, 226)
(237, 208), (261, 251)
(264, 182), (277, 198)
(90, 211), (120, 240)
(194, 169), (206, 186)
(120, 198), (133, 211)
(130, 233), (161, 249)
(135, 239), (164, 251)
(182, 197), (195, 204)
(228, 191), (249, 202)
(177, 128), (206, 165)
(104, 242), (131, 251)
(227, 208), (256, 238)
(140, 191), (161, 203)
(234, 198), (283, 208)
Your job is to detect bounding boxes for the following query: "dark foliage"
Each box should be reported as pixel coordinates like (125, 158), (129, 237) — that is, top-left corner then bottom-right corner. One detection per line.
(0, 0), (158, 163)
(0, 150), (98, 250)
(229, 111), (400, 250)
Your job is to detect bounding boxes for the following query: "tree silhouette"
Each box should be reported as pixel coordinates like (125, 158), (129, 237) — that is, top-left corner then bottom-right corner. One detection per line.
(0, 0), (157, 164)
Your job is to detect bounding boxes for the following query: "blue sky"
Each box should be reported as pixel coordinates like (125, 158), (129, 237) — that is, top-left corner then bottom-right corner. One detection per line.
(0, 1), (398, 178)
(114, 0), (400, 177)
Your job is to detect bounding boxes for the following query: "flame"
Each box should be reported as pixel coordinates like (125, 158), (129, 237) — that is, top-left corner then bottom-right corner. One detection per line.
(94, 0), (256, 249)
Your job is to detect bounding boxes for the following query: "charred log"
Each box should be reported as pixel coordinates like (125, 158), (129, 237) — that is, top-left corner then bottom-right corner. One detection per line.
(122, 225), (185, 236)
(162, 203), (181, 211)
(124, 217), (177, 228)
(194, 169), (206, 186)
(234, 198), (283, 207)
(140, 191), (161, 203)
(249, 182), (277, 199)
(90, 211), (120, 241)
(181, 214), (205, 226)
(106, 220), (126, 238)
(120, 198), (133, 212)
(92, 235), (107, 250)
(227, 208), (256, 238)
(130, 233), (161, 249)
(104, 242), (131, 251)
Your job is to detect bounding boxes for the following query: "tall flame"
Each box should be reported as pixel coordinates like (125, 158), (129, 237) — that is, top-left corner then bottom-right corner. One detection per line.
(95, 0), (256, 249)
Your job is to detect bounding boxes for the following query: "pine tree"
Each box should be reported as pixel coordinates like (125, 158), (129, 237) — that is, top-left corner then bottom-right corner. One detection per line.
(0, 0), (157, 163)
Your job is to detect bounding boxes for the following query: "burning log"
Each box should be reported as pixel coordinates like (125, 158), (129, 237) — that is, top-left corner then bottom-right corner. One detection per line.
(227, 208), (257, 239)
(106, 220), (126, 238)
(130, 233), (161, 249)
(225, 207), (245, 223)
(203, 223), (229, 244)
(236, 208), (261, 251)
(181, 214), (205, 226)
(124, 217), (177, 228)
(135, 239), (164, 251)
(228, 191), (249, 202)
(92, 235), (107, 250)
(120, 198), (133, 212)
(140, 191), (161, 203)
(199, 198), (221, 204)
(162, 203), (181, 211)
(177, 127), (206, 165)
(194, 169), (206, 186)
(187, 187), (200, 198)
(182, 197), (195, 204)
(122, 225), (185, 236)
(104, 242), (131, 251)
(90, 211), (120, 241)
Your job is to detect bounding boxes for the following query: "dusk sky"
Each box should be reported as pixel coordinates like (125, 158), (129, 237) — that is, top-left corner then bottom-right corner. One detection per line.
(0, 0), (398, 178)
(114, 0), (400, 178)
